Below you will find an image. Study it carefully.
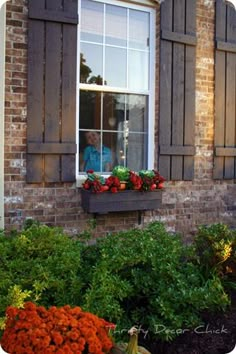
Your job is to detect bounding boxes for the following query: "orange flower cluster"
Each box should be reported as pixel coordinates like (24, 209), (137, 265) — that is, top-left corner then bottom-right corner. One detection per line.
(1, 302), (114, 354)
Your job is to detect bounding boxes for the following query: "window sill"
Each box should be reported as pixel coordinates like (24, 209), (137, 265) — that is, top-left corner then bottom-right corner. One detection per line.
(80, 189), (163, 214)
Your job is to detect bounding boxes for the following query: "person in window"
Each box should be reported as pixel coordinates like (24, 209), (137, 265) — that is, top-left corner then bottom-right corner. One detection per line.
(82, 131), (112, 172)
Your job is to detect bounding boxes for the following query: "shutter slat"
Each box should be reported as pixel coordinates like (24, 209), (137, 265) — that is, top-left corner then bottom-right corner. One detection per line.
(216, 41), (236, 53)
(61, 24), (77, 182)
(161, 30), (197, 46)
(29, 9), (78, 24)
(44, 21), (61, 183)
(27, 19), (44, 183)
(159, 0), (196, 181)
(184, 0), (196, 180)
(159, 0), (173, 180)
(171, 0), (185, 181)
(28, 143), (76, 154)
(45, 156), (60, 183)
(214, 0), (226, 179)
(160, 145), (195, 155)
(215, 148), (236, 156)
(225, 4), (236, 179)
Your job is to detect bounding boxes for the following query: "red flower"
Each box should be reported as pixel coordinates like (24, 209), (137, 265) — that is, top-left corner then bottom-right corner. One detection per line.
(105, 176), (120, 189)
(86, 169), (94, 174)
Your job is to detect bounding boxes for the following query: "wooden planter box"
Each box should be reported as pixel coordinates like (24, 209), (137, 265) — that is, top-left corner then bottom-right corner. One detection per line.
(81, 189), (162, 214)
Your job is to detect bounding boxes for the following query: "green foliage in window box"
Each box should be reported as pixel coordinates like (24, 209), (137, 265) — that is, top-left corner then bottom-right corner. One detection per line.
(112, 166), (130, 181)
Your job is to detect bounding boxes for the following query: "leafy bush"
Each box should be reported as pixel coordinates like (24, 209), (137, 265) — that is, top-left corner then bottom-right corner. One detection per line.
(0, 224), (83, 321)
(0, 221), (232, 343)
(82, 222), (230, 341)
(194, 223), (236, 283)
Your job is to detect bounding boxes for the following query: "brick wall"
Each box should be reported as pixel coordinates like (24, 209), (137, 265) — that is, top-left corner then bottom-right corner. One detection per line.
(4, 0), (236, 238)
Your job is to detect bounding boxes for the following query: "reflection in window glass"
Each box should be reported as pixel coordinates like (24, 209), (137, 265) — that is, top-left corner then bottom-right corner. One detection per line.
(127, 95), (147, 133)
(105, 46), (127, 87)
(81, 0), (104, 43)
(79, 91), (101, 130)
(103, 132), (119, 168)
(128, 50), (149, 90)
(126, 133), (147, 171)
(105, 5), (127, 47)
(129, 10), (149, 50)
(80, 43), (103, 84)
(103, 93), (125, 131)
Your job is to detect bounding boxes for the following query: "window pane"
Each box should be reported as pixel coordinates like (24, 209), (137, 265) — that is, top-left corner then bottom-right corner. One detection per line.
(81, 0), (104, 43)
(115, 130), (128, 167)
(128, 50), (149, 90)
(127, 95), (148, 133)
(79, 91), (101, 130)
(126, 133), (147, 170)
(103, 93), (126, 131)
(103, 132), (118, 169)
(105, 5), (127, 47)
(105, 46), (127, 87)
(80, 43), (103, 84)
(79, 131), (113, 172)
(129, 10), (149, 50)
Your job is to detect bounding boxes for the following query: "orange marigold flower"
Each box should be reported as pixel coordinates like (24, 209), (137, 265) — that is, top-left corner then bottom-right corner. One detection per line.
(1, 302), (115, 354)
(24, 302), (37, 311)
(52, 331), (64, 346)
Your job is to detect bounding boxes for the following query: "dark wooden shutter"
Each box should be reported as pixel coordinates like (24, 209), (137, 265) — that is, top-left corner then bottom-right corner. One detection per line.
(27, 0), (78, 183)
(158, 0), (196, 180)
(214, 0), (236, 179)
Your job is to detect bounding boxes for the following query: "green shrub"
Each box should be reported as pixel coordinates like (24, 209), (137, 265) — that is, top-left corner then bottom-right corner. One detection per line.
(0, 221), (231, 343)
(194, 223), (236, 284)
(0, 224), (83, 319)
(82, 222), (230, 341)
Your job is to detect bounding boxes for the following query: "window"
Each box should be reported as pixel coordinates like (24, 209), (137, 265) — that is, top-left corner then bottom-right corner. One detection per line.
(78, 0), (155, 175)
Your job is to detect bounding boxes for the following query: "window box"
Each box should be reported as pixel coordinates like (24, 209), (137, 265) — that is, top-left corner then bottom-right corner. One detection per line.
(81, 189), (162, 214)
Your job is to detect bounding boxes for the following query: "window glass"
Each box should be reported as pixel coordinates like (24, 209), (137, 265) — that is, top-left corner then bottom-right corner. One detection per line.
(129, 10), (150, 50)
(79, 91), (148, 172)
(81, 0), (104, 43)
(79, 0), (154, 175)
(127, 94), (147, 133)
(128, 50), (149, 90)
(105, 5), (127, 47)
(126, 133), (147, 170)
(103, 93), (125, 131)
(105, 46), (127, 87)
(79, 91), (101, 130)
(80, 43), (103, 84)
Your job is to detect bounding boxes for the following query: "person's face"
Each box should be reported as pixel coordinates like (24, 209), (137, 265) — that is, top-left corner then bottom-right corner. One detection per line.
(85, 132), (100, 146)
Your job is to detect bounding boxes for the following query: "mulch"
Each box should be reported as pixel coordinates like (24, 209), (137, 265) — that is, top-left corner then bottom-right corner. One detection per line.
(139, 290), (236, 354)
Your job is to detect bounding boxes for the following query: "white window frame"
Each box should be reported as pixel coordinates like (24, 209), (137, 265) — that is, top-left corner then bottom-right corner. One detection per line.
(76, 0), (156, 185)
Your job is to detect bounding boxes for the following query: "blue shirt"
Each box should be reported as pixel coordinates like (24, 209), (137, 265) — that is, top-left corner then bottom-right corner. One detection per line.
(83, 145), (112, 172)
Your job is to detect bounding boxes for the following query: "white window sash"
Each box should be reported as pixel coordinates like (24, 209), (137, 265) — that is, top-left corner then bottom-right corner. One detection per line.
(76, 0), (156, 182)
